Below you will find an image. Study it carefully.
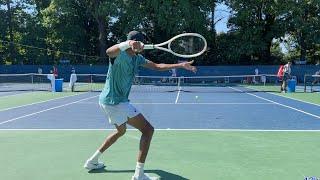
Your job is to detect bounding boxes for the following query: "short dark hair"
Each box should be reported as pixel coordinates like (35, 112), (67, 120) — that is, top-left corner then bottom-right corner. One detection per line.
(127, 31), (145, 42)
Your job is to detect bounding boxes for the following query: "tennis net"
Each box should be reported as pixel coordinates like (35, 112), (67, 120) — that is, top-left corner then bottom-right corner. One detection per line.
(0, 73), (285, 93)
(0, 73), (52, 92)
(73, 74), (281, 93)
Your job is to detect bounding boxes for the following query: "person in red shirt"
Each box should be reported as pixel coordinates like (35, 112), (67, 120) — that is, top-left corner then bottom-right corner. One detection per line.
(53, 66), (58, 78)
(278, 62), (292, 92)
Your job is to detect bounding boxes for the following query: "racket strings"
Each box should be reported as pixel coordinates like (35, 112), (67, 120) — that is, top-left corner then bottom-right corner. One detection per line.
(170, 36), (206, 56)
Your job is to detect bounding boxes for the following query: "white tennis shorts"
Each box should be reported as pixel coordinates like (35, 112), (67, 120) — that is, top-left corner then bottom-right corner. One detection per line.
(99, 102), (140, 126)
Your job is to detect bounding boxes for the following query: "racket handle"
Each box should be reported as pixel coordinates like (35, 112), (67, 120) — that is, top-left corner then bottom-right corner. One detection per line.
(143, 44), (155, 50)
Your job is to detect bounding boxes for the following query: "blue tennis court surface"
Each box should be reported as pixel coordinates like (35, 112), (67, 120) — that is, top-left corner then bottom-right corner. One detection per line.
(0, 86), (319, 130)
(1, 86), (320, 180)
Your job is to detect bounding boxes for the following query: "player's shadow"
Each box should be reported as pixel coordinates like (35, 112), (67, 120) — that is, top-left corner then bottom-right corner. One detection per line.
(89, 169), (189, 180)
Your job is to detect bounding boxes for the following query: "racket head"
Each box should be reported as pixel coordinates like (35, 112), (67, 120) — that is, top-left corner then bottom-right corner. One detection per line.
(142, 33), (207, 58)
(168, 33), (207, 58)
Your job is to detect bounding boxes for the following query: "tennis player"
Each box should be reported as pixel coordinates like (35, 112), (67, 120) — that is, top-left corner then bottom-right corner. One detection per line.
(312, 70), (320, 85)
(69, 68), (77, 92)
(47, 70), (55, 92)
(169, 68), (177, 83)
(253, 67), (259, 84)
(281, 61), (292, 92)
(84, 31), (196, 180)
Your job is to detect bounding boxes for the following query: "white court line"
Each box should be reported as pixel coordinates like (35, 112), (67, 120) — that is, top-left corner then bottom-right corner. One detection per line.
(229, 87), (320, 119)
(0, 92), (87, 112)
(0, 95), (99, 125)
(267, 92), (320, 107)
(1, 128), (320, 132)
(175, 87), (181, 104)
(0, 91), (33, 98)
(77, 102), (274, 105)
(137, 102), (273, 105)
(246, 86), (320, 107)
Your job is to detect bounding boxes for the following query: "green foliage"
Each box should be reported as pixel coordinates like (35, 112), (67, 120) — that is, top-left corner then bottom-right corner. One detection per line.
(215, 32), (243, 64)
(40, 0), (90, 64)
(270, 40), (285, 64)
(285, 0), (320, 63)
(0, 0), (319, 65)
(224, 0), (290, 63)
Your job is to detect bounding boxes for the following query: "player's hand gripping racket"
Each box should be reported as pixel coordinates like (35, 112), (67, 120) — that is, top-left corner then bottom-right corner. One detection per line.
(142, 33), (207, 58)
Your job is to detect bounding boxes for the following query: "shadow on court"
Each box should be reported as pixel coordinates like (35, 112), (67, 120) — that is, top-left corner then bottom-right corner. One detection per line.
(88, 169), (189, 180)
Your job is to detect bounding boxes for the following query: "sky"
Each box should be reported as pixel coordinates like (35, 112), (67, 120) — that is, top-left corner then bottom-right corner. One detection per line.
(215, 3), (231, 33)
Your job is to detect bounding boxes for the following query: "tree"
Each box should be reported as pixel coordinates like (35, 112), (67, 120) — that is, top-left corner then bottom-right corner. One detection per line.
(1, 0), (47, 64)
(0, 0), (7, 64)
(286, 0), (320, 63)
(41, 0), (98, 64)
(6, 0), (15, 63)
(83, 0), (121, 59)
(225, 0), (289, 63)
(40, 0), (122, 64)
(113, 0), (213, 64)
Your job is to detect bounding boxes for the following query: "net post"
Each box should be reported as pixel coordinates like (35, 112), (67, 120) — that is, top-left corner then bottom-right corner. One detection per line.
(90, 74), (93, 92)
(303, 74), (306, 92)
(311, 76), (313, 92)
(225, 77), (229, 84)
(178, 77), (181, 91)
(31, 73), (34, 91)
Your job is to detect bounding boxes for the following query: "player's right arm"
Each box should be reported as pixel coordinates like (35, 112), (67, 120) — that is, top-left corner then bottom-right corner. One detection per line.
(106, 41), (143, 58)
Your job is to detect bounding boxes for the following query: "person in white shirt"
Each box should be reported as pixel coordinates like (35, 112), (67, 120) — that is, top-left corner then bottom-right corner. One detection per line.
(253, 68), (259, 84)
(281, 61), (292, 92)
(69, 68), (77, 92)
(169, 68), (177, 83)
(38, 67), (43, 74)
(312, 70), (320, 85)
(47, 70), (55, 92)
(171, 68), (177, 77)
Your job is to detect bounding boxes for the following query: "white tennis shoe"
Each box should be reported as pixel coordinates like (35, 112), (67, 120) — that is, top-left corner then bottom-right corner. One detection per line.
(83, 160), (105, 170)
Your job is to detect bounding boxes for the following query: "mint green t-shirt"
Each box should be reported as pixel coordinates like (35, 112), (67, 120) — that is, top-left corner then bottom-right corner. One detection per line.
(99, 51), (147, 105)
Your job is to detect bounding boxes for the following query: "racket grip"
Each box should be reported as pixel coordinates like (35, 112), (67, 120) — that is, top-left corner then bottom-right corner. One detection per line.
(143, 44), (155, 50)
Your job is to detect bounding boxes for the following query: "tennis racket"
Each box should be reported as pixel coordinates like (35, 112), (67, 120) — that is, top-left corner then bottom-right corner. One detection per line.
(142, 33), (207, 58)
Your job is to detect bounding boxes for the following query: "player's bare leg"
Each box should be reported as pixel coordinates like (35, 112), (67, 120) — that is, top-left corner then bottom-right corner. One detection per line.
(99, 123), (127, 152)
(282, 80), (287, 92)
(127, 113), (155, 180)
(84, 123), (126, 170)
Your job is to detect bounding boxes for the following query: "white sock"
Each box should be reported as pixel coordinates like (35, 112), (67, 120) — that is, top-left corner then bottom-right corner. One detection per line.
(134, 162), (144, 177)
(88, 150), (102, 162)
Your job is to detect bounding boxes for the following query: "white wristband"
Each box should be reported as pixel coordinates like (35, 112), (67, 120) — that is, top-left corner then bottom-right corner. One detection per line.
(118, 41), (131, 51)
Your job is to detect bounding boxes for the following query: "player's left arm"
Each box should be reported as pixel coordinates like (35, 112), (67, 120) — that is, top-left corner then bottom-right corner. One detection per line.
(143, 60), (197, 73)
